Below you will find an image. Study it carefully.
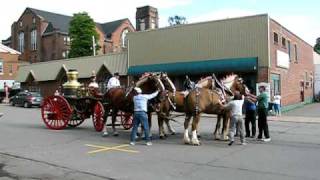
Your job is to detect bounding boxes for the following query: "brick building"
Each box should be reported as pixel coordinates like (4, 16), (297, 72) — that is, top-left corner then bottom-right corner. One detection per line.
(0, 44), (20, 89)
(128, 14), (315, 110)
(2, 8), (135, 63)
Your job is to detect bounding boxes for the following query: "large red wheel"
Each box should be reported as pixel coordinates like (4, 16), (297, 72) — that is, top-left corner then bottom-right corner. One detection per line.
(92, 101), (105, 132)
(120, 112), (133, 130)
(41, 95), (72, 130)
(67, 114), (86, 128)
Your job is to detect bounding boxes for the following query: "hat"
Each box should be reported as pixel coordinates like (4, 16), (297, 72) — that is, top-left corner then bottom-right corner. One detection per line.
(134, 87), (142, 94)
(114, 72), (119, 76)
(91, 71), (96, 77)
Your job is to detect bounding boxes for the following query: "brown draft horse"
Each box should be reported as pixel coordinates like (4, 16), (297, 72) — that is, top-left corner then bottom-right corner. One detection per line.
(183, 74), (248, 145)
(102, 73), (165, 136)
(158, 73), (223, 138)
(158, 73), (231, 139)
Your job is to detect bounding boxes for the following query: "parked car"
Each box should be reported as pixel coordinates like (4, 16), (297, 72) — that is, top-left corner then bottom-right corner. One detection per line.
(10, 91), (43, 108)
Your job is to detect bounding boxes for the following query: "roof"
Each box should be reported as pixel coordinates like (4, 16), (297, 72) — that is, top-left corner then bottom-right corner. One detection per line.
(0, 43), (21, 54)
(27, 8), (130, 36)
(98, 19), (128, 38)
(16, 53), (127, 82)
(28, 8), (73, 34)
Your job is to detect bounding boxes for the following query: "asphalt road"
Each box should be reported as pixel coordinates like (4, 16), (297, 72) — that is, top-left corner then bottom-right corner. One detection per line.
(0, 103), (319, 180)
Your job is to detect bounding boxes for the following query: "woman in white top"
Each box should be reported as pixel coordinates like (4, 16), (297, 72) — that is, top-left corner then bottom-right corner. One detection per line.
(273, 94), (281, 116)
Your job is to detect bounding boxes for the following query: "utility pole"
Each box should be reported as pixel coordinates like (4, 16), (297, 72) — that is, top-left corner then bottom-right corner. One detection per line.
(92, 36), (96, 56)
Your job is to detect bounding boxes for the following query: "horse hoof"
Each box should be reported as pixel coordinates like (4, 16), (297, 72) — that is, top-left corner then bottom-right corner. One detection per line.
(183, 139), (191, 144)
(197, 135), (201, 139)
(191, 139), (201, 146)
(160, 135), (166, 140)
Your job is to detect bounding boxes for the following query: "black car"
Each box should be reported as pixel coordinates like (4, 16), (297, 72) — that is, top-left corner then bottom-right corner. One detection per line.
(10, 91), (43, 108)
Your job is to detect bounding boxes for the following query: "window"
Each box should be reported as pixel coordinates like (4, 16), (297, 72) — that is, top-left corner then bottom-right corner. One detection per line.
(18, 32), (24, 53)
(121, 29), (129, 48)
(9, 65), (13, 75)
(273, 32), (278, 44)
(63, 36), (70, 45)
(139, 19), (145, 31)
(62, 50), (69, 59)
(19, 21), (23, 27)
(282, 37), (286, 48)
(0, 60), (3, 74)
(30, 30), (37, 50)
(294, 44), (298, 62)
(287, 40), (291, 61)
(271, 74), (281, 96)
(32, 17), (36, 24)
(151, 18), (156, 29)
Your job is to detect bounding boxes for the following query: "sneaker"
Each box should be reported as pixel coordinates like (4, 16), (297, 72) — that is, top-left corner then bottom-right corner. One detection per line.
(257, 137), (263, 141)
(228, 141), (234, 146)
(146, 142), (152, 146)
(263, 138), (271, 142)
(102, 132), (108, 137)
(241, 142), (247, 145)
(129, 142), (135, 146)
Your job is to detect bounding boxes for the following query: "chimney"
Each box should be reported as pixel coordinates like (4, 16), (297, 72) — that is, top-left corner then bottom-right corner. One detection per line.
(136, 6), (158, 31)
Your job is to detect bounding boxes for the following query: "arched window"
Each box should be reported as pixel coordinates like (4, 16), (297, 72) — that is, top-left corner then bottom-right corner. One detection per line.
(121, 29), (129, 48)
(18, 32), (24, 53)
(30, 29), (37, 50)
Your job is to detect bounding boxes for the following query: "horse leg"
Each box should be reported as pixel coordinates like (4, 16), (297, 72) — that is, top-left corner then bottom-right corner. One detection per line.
(102, 109), (109, 137)
(191, 114), (201, 146)
(213, 114), (222, 140)
(158, 113), (166, 139)
(183, 114), (192, 144)
(148, 112), (153, 138)
(221, 112), (230, 141)
(112, 109), (119, 136)
(165, 112), (176, 135)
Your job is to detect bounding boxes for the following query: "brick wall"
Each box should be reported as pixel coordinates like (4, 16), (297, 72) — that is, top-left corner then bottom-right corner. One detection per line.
(107, 19), (135, 53)
(0, 52), (19, 80)
(269, 19), (314, 106)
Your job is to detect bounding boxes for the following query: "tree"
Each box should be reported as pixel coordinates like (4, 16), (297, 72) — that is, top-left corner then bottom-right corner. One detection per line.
(168, 15), (187, 26)
(69, 12), (100, 58)
(314, 37), (320, 55)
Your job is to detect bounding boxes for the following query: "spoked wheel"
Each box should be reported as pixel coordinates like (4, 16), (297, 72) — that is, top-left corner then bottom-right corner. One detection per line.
(92, 101), (105, 132)
(41, 95), (72, 130)
(120, 112), (133, 130)
(67, 114), (86, 128)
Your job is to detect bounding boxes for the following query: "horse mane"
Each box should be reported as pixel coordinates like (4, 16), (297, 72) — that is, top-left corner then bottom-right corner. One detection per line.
(136, 72), (165, 91)
(221, 74), (238, 83)
(221, 74), (238, 89)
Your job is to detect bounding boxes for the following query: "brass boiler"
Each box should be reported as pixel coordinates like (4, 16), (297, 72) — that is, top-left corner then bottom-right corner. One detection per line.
(63, 69), (81, 97)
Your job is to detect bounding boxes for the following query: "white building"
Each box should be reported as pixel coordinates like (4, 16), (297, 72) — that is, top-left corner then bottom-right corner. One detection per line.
(314, 52), (320, 99)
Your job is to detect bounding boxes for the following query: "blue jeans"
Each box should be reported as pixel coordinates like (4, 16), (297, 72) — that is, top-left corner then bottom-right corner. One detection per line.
(130, 111), (150, 142)
(274, 104), (281, 114)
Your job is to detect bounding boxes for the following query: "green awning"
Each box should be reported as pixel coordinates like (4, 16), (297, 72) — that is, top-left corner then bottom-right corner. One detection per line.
(128, 57), (258, 75)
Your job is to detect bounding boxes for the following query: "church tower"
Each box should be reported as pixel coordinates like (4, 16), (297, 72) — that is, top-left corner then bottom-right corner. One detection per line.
(136, 6), (158, 31)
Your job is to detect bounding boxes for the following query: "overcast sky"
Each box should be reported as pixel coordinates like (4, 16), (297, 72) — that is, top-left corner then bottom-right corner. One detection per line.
(0, 0), (319, 45)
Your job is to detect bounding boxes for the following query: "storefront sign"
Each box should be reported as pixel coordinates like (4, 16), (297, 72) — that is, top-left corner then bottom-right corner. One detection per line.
(277, 50), (290, 69)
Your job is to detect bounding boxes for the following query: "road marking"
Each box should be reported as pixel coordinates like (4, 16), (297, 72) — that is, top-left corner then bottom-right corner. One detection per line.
(85, 144), (139, 154)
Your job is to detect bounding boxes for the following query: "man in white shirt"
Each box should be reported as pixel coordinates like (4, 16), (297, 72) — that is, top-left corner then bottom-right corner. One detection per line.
(222, 91), (246, 146)
(107, 72), (120, 90)
(130, 87), (159, 146)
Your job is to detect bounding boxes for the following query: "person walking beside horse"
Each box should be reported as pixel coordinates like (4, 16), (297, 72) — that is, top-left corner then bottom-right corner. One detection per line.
(130, 87), (159, 146)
